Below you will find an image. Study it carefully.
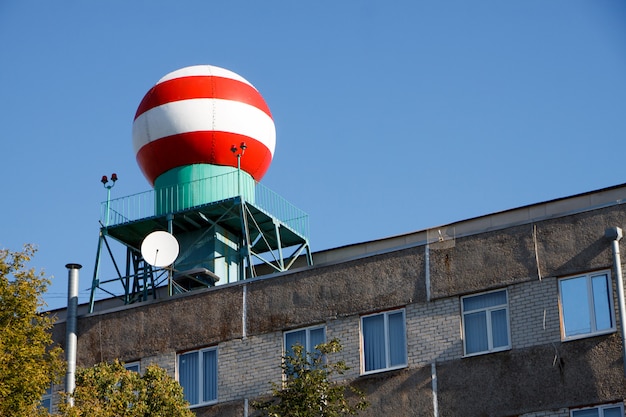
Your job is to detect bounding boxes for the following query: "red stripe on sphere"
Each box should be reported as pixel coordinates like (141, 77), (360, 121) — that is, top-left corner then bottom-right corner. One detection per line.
(134, 76), (272, 120)
(136, 131), (273, 185)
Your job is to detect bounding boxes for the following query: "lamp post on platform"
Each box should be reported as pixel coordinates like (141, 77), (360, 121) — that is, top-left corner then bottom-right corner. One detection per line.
(231, 142), (247, 197)
(101, 173), (118, 227)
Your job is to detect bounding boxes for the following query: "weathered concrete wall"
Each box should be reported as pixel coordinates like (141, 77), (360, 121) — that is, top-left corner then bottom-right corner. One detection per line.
(246, 246), (425, 336)
(534, 206), (621, 277)
(436, 334), (626, 417)
(430, 205), (625, 299)
(244, 367), (433, 417)
(196, 367), (434, 417)
(194, 399), (245, 417)
(353, 366), (434, 417)
(430, 223), (538, 298)
(74, 285), (242, 366)
(66, 245), (426, 366)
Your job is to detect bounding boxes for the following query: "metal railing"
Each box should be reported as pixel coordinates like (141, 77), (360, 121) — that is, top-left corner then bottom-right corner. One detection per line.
(101, 172), (309, 238)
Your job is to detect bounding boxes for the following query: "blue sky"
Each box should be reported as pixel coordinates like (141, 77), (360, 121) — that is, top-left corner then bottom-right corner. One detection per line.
(1, 1), (625, 311)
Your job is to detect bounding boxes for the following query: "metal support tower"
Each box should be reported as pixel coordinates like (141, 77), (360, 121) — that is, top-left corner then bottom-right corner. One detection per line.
(89, 182), (312, 313)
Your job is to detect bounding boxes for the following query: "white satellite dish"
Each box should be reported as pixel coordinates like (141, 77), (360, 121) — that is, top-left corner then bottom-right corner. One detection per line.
(141, 231), (179, 268)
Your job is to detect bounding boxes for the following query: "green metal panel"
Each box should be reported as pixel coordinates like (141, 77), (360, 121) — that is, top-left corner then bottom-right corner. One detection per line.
(154, 164), (255, 215)
(172, 223), (242, 285)
(102, 175), (309, 238)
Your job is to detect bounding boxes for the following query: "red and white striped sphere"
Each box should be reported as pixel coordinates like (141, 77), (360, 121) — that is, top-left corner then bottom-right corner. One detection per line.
(132, 65), (275, 185)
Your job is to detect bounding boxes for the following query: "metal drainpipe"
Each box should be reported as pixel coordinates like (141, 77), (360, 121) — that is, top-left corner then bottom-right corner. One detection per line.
(167, 213), (174, 297)
(606, 227), (626, 377)
(65, 263), (82, 406)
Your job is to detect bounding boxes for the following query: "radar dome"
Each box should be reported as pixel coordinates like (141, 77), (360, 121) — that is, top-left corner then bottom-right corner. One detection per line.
(132, 65), (276, 186)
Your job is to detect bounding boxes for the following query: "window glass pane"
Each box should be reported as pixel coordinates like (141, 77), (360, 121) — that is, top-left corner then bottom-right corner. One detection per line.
(202, 349), (217, 402)
(592, 275), (612, 331)
(388, 312), (407, 366)
(464, 311), (488, 354)
(491, 308), (509, 348)
(179, 351), (199, 405)
(41, 398), (51, 411)
(561, 277), (592, 336)
(285, 330), (305, 357)
(463, 290), (507, 311)
(603, 406), (623, 417)
(309, 327), (326, 352)
(572, 409), (599, 417)
(363, 314), (386, 372)
(125, 363), (140, 373)
(41, 386), (52, 411)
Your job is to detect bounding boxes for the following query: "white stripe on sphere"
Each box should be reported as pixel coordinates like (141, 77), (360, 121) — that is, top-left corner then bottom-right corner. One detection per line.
(157, 65), (254, 88)
(132, 98), (276, 155)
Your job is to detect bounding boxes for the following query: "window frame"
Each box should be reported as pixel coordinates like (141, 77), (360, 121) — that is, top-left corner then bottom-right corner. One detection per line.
(461, 288), (511, 357)
(283, 324), (326, 356)
(360, 308), (407, 375)
(40, 386), (52, 412)
(570, 402), (624, 417)
(177, 346), (218, 408)
(124, 361), (140, 373)
(558, 271), (616, 341)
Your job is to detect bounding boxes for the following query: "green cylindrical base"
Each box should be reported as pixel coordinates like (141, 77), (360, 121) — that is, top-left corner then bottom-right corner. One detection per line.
(155, 164), (255, 215)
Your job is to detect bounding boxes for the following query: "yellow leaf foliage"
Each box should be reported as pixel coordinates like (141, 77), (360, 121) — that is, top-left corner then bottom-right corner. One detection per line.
(0, 245), (64, 417)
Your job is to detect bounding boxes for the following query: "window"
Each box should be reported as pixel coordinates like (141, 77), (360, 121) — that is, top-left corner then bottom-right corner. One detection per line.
(40, 386), (52, 412)
(178, 347), (217, 406)
(559, 272), (615, 340)
(284, 325), (326, 358)
(462, 289), (510, 356)
(571, 403), (624, 417)
(124, 362), (140, 373)
(361, 309), (407, 374)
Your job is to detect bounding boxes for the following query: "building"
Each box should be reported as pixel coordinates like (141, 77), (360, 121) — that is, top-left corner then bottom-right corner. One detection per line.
(50, 182), (626, 417)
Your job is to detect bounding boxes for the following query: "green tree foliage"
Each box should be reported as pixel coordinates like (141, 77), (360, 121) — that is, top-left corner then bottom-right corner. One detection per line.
(0, 245), (64, 417)
(253, 338), (368, 417)
(56, 360), (194, 417)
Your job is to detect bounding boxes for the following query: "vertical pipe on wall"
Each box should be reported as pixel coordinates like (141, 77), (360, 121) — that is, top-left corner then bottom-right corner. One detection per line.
(167, 213), (174, 297)
(431, 362), (439, 417)
(606, 227), (626, 377)
(65, 263), (82, 406)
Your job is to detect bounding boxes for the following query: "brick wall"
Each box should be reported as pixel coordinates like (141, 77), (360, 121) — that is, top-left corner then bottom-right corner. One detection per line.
(141, 351), (177, 378)
(406, 296), (462, 365)
(509, 277), (562, 349)
(327, 315), (362, 380)
(218, 333), (283, 402)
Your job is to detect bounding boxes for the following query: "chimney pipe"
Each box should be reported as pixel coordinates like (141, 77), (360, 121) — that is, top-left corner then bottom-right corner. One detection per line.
(65, 263), (81, 406)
